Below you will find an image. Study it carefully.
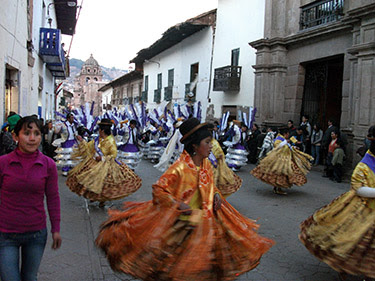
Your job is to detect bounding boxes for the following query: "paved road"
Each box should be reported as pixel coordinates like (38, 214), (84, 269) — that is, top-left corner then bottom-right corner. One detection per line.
(39, 160), (365, 281)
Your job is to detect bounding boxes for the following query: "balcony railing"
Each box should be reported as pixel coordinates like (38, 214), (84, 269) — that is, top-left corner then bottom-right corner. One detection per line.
(154, 89), (161, 103)
(141, 91), (148, 102)
(213, 65), (242, 91)
(300, 0), (344, 30)
(164, 86), (173, 101)
(39, 28), (67, 78)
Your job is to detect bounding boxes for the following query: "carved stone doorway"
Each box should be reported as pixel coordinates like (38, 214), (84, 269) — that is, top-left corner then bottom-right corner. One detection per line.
(301, 55), (343, 131)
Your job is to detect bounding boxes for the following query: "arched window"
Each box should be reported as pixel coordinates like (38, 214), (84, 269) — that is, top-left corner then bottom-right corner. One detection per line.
(86, 77), (90, 84)
(94, 77), (98, 81)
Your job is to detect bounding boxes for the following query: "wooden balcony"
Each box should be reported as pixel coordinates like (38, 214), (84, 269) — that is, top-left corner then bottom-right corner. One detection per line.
(39, 28), (67, 78)
(213, 65), (241, 92)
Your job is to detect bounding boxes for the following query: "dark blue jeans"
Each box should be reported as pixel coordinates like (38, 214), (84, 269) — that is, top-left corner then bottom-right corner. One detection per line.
(311, 144), (321, 164)
(0, 228), (47, 281)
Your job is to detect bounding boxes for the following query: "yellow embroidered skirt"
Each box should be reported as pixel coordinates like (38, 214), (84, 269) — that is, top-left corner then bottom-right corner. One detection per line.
(251, 146), (312, 188)
(299, 189), (375, 277)
(66, 158), (142, 202)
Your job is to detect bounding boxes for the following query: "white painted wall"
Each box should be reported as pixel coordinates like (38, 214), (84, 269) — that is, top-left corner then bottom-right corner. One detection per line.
(101, 87), (113, 113)
(143, 26), (214, 121)
(0, 0), (60, 124)
(210, 0), (265, 118)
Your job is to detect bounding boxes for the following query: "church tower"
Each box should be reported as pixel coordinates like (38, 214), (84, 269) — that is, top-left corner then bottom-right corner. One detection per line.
(73, 54), (105, 116)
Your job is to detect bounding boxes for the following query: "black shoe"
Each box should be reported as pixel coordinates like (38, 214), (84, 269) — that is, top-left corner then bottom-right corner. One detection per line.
(322, 174), (329, 178)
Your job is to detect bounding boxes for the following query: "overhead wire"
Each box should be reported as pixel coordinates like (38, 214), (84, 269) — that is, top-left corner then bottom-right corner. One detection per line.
(67, 0), (84, 57)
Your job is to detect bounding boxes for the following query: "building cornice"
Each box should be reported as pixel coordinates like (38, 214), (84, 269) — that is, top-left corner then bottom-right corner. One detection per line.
(250, 21), (353, 50)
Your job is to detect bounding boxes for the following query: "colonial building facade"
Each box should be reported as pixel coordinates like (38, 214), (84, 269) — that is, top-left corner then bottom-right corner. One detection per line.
(250, 0), (375, 166)
(209, 0), (265, 120)
(131, 10), (216, 117)
(0, 0), (76, 123)
(73, 54), (105, 116)
(98, 70), (142, 111)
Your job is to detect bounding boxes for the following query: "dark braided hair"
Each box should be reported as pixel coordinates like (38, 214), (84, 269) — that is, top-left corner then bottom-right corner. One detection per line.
(368, 125), (375, 155)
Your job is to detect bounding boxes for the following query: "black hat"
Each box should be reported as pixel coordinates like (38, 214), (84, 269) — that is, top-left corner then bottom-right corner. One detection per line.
(98, 118), (113, 126)
(180, 118), (210, 144)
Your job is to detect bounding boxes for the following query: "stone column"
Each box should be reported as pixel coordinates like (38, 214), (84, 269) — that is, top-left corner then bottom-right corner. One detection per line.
(346, 4), (375, 164)
(251, 39), (288, 127)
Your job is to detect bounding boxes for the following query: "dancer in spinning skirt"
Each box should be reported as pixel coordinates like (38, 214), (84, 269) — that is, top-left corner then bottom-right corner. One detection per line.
(66, 119), (142, 208)
(96, 118), (274, 280)
(251, 127), (313, 195)
(208, 123), (242, 197)
(299, 125), (375, 280)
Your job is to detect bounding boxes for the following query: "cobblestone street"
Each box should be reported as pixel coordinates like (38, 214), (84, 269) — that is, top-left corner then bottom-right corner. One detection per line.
(39, 160), (364, 281)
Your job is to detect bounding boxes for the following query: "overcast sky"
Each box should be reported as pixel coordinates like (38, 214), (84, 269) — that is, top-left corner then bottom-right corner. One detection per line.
(62, 0), (217, 70)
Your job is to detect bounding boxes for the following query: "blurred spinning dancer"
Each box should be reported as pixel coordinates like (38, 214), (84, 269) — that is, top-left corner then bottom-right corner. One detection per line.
(66, 119), (142, 208)
(208, 124), (242, 197)
(299, 125), (375, 280)
(96, 118), (274, 281)
(251, 127), (313, 195)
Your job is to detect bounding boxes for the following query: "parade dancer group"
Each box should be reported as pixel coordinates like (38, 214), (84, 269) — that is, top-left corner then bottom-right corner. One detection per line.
(37, 99), (375, 280)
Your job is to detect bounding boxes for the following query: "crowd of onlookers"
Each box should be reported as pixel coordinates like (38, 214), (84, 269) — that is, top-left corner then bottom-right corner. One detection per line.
(215, 115), (350, 183)
(1, 112), (367, 185)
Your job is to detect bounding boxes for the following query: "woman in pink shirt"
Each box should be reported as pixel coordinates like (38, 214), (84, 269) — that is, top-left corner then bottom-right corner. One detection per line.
(0, 116), (61, 281)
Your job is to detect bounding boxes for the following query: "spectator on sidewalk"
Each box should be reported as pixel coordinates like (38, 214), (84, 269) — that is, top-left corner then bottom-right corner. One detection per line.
(300, 115), (312, 154)
(0, 112), (21, 155)
(331, 139), (345, 183)
(323, 130), (340, 179)
(321, 119), (338, 164)
(247, 123), (261, 164)
(311, 124), (323, 165)
(42, 120), (59, 159)
(0, 116), (61, 281)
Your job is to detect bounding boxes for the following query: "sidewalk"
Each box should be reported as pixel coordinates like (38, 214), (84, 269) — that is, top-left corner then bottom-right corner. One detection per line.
(38, 172), (103, 281)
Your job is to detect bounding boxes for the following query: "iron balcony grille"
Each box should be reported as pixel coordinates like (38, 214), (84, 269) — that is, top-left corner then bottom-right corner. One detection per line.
(213, 65), (242, 92)
(300, 0), (344, 30)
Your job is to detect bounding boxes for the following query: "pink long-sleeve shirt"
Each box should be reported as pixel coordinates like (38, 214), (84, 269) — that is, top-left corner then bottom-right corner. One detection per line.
(0, 148), (60, 233)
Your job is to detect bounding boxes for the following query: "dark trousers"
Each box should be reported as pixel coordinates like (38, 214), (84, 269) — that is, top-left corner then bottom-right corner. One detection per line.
(324, 152), (334, 177)
(333, 164), (343, 182)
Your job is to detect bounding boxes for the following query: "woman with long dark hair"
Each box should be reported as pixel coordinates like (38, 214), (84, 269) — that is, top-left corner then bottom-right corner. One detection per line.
(300, 125), (375, 280)
(96, 118), (274, 280)
(0, 116), (61, 280)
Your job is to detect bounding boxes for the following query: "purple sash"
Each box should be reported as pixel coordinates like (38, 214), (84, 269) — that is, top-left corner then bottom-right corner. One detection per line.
(275, 135), (285, 142)
(361, 151), (375, 175)
(208, 152), (218, 168)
